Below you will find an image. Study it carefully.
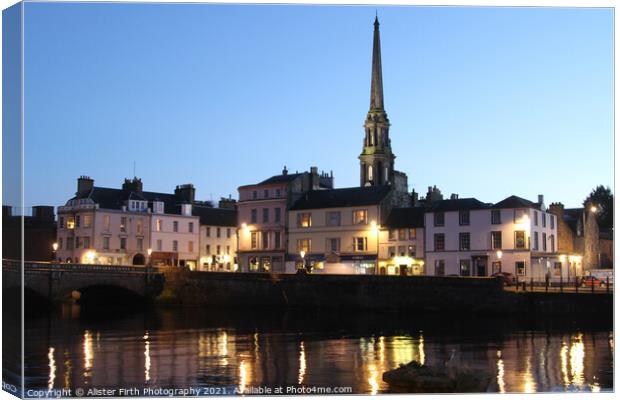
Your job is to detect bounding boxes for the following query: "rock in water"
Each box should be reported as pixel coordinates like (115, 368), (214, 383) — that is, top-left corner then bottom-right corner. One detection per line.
(382, 361), (496, 393)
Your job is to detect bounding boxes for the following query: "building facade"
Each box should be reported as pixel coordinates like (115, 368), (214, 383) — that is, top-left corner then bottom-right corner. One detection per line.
(378, 207), (425, 276)
(237, 167), (333, 272)
(424, 195), (563, 282)
(194, 205), (238, 271)
(287, 186), (394, 274)
(56, 176), (235, 268)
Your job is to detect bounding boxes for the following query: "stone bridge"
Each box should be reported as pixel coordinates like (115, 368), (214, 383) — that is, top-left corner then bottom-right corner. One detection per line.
(2, 259), (164, 302)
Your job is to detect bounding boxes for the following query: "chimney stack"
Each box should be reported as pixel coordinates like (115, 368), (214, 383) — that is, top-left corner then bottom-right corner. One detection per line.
(122, 177), (143, 194)
(175, 184), (196, 204)
(77, 176), (94, 197)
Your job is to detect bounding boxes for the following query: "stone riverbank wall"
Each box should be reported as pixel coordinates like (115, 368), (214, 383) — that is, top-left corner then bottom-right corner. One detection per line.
(159, 271), (613, 315)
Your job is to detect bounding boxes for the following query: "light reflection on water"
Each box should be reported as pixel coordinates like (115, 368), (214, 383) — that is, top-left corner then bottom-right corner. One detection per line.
(26, 310), (613, 394)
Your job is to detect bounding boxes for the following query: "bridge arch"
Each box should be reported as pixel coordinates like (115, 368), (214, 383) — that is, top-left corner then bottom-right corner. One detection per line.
(132, 253), (146, 265)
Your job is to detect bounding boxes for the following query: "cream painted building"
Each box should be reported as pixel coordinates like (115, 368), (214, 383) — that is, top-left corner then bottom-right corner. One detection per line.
(194, 206), (238, 271)
(378, 208), (425, 276)
(286, 186), (394, 274)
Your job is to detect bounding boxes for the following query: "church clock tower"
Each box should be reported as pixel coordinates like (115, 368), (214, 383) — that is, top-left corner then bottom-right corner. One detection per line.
(359, 16), (395, 187)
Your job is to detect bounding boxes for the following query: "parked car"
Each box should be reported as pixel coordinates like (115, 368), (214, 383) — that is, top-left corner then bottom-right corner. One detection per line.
(580, 276), (605, 288)
(492, 272), (516, 286)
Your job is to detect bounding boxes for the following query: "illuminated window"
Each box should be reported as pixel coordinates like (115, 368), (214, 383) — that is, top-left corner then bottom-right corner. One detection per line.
(251, 232), (258, 249)
(156, 219), (162, 232)
(389, 230), (396, 241)
(297, 239), (311, 253)
(353, 210), (368, 225)
(298, 213), (312, 227)
(409, 229), (416, 239)
(137, 219), (143, 235)
(83, 215), (92, 228)
(398, 229), (407, 240)
(515, 231), (526, 249)
(67, 217), (75, 229)
(120, 217), (127, 233)
(353, 237), (367, 252)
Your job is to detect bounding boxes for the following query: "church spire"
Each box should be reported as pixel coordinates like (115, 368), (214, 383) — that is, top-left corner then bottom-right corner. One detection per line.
(370, 16), (384, 111)
(359, 16), (395, 188)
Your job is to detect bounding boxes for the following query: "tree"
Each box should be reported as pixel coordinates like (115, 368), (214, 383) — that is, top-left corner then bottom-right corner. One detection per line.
(583, 185), (613, 230)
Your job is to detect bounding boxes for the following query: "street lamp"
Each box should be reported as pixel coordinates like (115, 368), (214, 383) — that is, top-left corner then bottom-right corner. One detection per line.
(147, 248), (152, 267)
(496, 250), (502, 259)
(52, 242), (58, 262)
(590, 205), (597, 213)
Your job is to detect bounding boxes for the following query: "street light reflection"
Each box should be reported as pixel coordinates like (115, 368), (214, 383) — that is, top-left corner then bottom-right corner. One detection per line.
(298, 341), (306, 385)
(48, 347), (56, 391)
(496, 350), (505, 394)
(144, 332), (151, 383)
(83, 330), (93, 379)
(367, 364), (379, 395)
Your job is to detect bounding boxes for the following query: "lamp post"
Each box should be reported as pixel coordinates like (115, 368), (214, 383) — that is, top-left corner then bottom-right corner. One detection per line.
(300, 250), (306, 273)
(147, 248), (152, 267)
(52, 242), (58, 262)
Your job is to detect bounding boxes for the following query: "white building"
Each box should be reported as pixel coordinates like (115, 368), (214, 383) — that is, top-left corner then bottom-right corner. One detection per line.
(56, 176), (235, 269)
(424, 195), (561, 282)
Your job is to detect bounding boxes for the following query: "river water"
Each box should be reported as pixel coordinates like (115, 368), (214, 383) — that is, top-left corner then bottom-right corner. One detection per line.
(7, 305), (614, 395)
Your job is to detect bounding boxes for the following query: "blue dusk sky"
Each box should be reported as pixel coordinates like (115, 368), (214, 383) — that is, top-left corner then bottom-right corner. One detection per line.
(18, 2), (613, 208)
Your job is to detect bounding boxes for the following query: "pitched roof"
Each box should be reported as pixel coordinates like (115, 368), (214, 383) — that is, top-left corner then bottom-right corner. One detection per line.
(493, 195), (538, 209)
(192, 206), (237, 227)
(429, 198), (491, 212)
(290, 185), (392, 210)
(383, 207), (425, 228)
(258, 173), (303, 185)
(72, 187), (186, 214)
